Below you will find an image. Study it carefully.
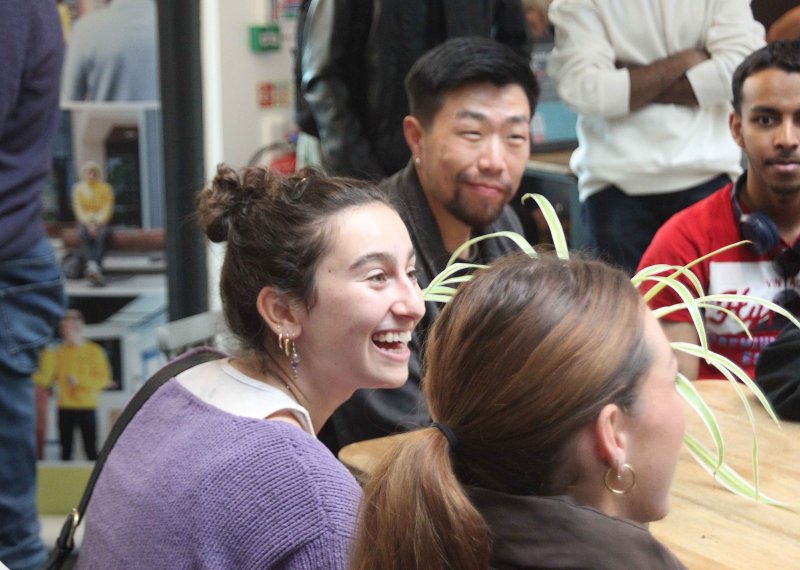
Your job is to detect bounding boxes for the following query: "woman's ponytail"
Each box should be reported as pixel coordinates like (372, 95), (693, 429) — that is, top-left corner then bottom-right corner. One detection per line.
(351, 428), (489, 570)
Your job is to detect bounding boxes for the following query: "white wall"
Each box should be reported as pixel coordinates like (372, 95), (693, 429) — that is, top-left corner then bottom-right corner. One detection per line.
(201, 0), (297, 170)
(200, 0), (299, 309)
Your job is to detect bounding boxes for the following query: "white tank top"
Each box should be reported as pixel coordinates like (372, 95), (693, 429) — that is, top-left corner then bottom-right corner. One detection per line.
(176, 358), (314, 436)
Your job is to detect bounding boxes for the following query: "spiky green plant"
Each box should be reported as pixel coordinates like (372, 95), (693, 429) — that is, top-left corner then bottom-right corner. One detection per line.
(423, 193), (800, 506)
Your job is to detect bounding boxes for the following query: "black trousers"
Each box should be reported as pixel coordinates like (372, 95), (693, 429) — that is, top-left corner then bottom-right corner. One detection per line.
(58, 408), (97, 460)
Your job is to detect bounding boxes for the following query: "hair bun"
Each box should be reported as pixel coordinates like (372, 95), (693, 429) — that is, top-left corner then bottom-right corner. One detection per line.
(197, 164), (251, 243)
(204, 215), (230, 244)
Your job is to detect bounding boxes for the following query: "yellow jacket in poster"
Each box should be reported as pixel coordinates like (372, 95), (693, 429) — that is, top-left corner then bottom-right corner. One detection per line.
(34, 341), (112, 409)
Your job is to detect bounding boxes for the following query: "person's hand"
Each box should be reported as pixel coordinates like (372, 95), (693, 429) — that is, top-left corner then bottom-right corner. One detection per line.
(67, 375), (78, 387)
(87, 223), (98, 238)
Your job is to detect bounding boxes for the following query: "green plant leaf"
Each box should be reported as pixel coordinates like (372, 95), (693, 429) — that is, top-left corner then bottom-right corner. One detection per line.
(637, 241), (750, 301)
(635, 264), (706, 302)
(699, 293), (800, 333)
(422, 293), (456, 304)
(693, 302), (752, 341)
(520, 193), (569, 259)
(672, 342), (784, 502)
(639, 276), (709, 357)
(423, 262), (486, 302)
(675, 373), (723, 470)
(447, 231), (536, 267)
(424, 286), (458, 298)
(674, 343), (779, 426)
(683, 433), (788, 507)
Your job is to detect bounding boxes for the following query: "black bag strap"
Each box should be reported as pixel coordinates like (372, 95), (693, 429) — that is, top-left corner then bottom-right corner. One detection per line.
(43, 349), (222, 569)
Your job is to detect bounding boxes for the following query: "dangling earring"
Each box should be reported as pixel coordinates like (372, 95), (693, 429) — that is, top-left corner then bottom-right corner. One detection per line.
(278, 332), (289, 356)
(278, 331), (300, 380)
(603, 463), (636, 495)
(288, 338), (300, 380)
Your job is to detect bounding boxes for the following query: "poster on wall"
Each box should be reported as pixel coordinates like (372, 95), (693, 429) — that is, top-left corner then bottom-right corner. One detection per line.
(37, 0), (168, 462)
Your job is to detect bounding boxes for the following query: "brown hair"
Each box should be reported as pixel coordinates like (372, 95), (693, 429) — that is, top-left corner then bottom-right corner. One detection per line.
(196, 165), (392, 366)
(352, 254), (652, 570)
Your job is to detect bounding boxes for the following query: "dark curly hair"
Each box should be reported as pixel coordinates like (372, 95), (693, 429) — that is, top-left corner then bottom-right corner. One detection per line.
(196, 165), (393, 357)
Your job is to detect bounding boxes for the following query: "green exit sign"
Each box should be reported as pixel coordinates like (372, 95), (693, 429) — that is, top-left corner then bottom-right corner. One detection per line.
(250, 23), (280, 52)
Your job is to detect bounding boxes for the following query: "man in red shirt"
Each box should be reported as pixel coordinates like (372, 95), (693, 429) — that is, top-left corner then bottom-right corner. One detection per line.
(639, 41), (800, 380)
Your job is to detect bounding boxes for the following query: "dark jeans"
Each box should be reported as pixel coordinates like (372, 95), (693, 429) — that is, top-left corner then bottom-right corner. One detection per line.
(78, 223), (112, 267)
(58, 408), (98, 461)
(0, 238), (64, 570)
(583, 174), (731, 275)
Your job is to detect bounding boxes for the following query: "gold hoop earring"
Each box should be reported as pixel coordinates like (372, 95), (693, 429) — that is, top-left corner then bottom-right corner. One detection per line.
(604, 463), (636, 495)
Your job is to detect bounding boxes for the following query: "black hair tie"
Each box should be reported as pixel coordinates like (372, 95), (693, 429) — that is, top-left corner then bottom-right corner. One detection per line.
(431, 421), (458, 452)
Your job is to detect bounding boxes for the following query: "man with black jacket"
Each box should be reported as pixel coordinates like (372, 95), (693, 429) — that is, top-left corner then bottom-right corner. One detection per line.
(318, 38), (539, 453)
(297, 0), (532, 180)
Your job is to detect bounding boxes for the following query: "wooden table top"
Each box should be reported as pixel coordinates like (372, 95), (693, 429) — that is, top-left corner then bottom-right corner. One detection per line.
(649, 381), (800, 568)
(338, 381), (800, 569)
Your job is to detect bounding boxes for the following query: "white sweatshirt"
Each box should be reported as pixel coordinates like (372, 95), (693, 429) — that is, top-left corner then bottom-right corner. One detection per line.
(547, 0), (765, 200)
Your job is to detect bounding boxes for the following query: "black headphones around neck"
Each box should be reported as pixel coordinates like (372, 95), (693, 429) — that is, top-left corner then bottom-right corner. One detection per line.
(731, 173), (782, 255)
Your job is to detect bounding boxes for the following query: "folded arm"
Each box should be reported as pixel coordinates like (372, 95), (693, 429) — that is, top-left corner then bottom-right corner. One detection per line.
(680, 0), (765, 108)
(548, 0), (764, 117)
(622, 49), (708, 111)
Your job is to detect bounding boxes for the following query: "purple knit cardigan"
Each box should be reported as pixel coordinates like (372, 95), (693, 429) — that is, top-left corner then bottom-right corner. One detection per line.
(76, 379), (363, 569)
